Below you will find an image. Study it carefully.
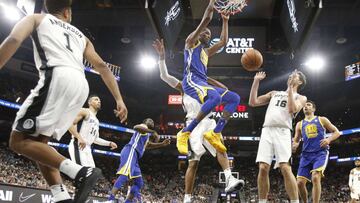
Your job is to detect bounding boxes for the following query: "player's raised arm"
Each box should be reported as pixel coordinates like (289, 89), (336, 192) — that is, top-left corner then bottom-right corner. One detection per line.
(146, 139), (171, 150)
(68, 108), (89, 150)
(185, 0), (216, 49)
(319, 117), (341, 148)
(83, 38), (127, 123)
(292, 121), (302, 153)
(133, 124), (156, 134)
(249, 72), (273, 107)
(0, 14), (43, 69)
(152, 39), (182, 93)
(207, 13), (229, 57)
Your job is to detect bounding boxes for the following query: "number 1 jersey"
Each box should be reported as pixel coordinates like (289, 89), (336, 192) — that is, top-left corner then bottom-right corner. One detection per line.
(32, 14), (86, 71)
(263, 91), (298, 129)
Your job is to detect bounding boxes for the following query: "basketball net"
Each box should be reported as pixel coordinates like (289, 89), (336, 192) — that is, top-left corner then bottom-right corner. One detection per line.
(214, 0), (248, 15)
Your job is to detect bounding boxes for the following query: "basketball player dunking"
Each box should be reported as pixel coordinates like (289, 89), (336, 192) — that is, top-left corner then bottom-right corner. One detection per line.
(0, 0), (127, 202)
(249, 71), (307, 203)
(349, 159), (360, 203)
(292, 100), (340, 203)
(153, 39), (244, 203)
(68, 95), (118, 167)
(108, 118), (171, 202)
(177, 0), (241, 155)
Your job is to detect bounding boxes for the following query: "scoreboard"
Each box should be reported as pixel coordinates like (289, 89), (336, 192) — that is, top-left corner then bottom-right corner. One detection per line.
(345, 62), (360, 81)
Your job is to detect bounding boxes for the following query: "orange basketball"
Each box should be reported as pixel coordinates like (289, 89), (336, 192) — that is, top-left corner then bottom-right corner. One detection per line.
(241, 48), (263, 71)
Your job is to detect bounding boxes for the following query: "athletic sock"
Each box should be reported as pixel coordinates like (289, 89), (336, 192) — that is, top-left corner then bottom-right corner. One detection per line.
(59, 159), (83, 179)
(224, 168), (232, 181)
(258, 199), (267, 203)
(290, 200), (299, 203)
(183, 119), (199, 132)
(50, 184), (71, 202)
(184, 194), (192, 203)
(214, 118), (228, 133)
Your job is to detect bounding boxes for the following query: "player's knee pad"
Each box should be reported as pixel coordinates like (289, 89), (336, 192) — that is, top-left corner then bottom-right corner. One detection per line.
(130, 177), (143, 196)
(114, 175), (128, 189)
(206, 89), (221, 104)
(201, 89), (221, 113)
(223, 91), (240, 113)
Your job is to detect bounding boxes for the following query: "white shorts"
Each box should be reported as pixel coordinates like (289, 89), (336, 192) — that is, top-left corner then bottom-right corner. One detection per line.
(188, 118), (217, 161)
(12, 67), (89, 140)
(256, 127), (292, 168)
(351, 188), (360, 200)
(68, 139), (95, 167)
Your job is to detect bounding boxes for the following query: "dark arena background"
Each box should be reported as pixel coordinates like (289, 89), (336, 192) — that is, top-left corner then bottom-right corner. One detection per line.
(0, 0), (360, 202)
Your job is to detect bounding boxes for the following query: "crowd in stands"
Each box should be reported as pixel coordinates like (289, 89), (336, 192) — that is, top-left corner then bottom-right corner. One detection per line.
(0, 142), (356, 202)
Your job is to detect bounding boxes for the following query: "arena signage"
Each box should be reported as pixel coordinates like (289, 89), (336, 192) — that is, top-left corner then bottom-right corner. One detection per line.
(210, 37), (255, 54)
(287, 0), (299, 32)
(165, 1), (180, 26)
(345, 62), (360, 81)
(211, 104), (252, 120)
(0, 184), (106, 203)
(168, 95), (182, 105)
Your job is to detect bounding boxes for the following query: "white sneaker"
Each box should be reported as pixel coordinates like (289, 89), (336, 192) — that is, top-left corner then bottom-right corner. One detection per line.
(183, 194), (192, 203)
(225, 176), (244, 193)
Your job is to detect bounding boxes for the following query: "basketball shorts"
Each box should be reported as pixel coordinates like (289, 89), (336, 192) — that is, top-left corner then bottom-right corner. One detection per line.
(182, 74), (228, 104)
(187, 118), (218, 161)
(351, 188), (360, 200)
(68, 139), (95, 167)
(256, 127), (292, 168)
(117, 145), (142, 179)
(12, 67), (89, 140)
(297, 150), (329, 182)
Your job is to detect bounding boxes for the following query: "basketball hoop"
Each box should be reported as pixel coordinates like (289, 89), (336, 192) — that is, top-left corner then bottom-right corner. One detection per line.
(214, 0), (248, 15)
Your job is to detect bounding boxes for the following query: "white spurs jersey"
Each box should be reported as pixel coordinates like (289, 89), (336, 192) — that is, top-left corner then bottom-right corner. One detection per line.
(263, 91), (299, 129)
(76, 110), (99, 146)
(182, 94), (211, 120)
(32, 14), (86, 71)
(350, 168), (360, 188)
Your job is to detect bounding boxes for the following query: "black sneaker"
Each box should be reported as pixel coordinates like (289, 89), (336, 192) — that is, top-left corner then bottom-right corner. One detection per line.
(73, 167), (102, 203)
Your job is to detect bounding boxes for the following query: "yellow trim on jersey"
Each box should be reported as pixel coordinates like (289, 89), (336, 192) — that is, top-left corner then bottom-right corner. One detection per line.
(311, 167), (325, 177)
(297, 175), (311, 182)
(221, 90), (229, 97)
(200, 48), (208, 67)
(304, 116), (317, 122)
(191, 40), (202, 49)
(318, 116), (326, 129)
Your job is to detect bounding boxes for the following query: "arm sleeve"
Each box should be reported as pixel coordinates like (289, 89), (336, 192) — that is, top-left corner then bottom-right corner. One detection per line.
(94, 137), (111, 146)
(158, 60), (180, 88)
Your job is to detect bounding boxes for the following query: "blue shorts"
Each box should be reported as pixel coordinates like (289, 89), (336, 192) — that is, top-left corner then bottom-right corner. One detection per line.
(116, 145), (142, 179)
(297, 150), (329, 182)
(182, 74), (228, 104)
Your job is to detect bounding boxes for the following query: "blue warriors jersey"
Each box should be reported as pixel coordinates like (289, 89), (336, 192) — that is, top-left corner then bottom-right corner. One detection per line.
(183, 41), (209, 82)
(125, 131), (151, 158)
(301, 116), (327, 153)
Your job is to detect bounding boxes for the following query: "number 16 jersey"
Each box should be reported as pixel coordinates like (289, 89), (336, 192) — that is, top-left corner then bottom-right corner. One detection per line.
(263, 91), (298, 129)
(33, 14), (86, 71)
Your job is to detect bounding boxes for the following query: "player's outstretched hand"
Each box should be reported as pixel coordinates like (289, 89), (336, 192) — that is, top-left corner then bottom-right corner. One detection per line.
(114, 100), (128, 123)
(110, 141), (118, 150)
(162, 138), (171, 146)
(254, 71), (266, 81)
(221, 11), (230, 21)
(152, 39), (165, 60)
(320, 138), (330, 148)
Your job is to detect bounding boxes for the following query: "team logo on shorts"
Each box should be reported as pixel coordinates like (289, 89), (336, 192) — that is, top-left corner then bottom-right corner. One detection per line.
(23, 119), (35, 129)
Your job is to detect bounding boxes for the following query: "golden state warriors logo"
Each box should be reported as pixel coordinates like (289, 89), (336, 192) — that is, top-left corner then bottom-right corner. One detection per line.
(305, 124), (318, 138)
